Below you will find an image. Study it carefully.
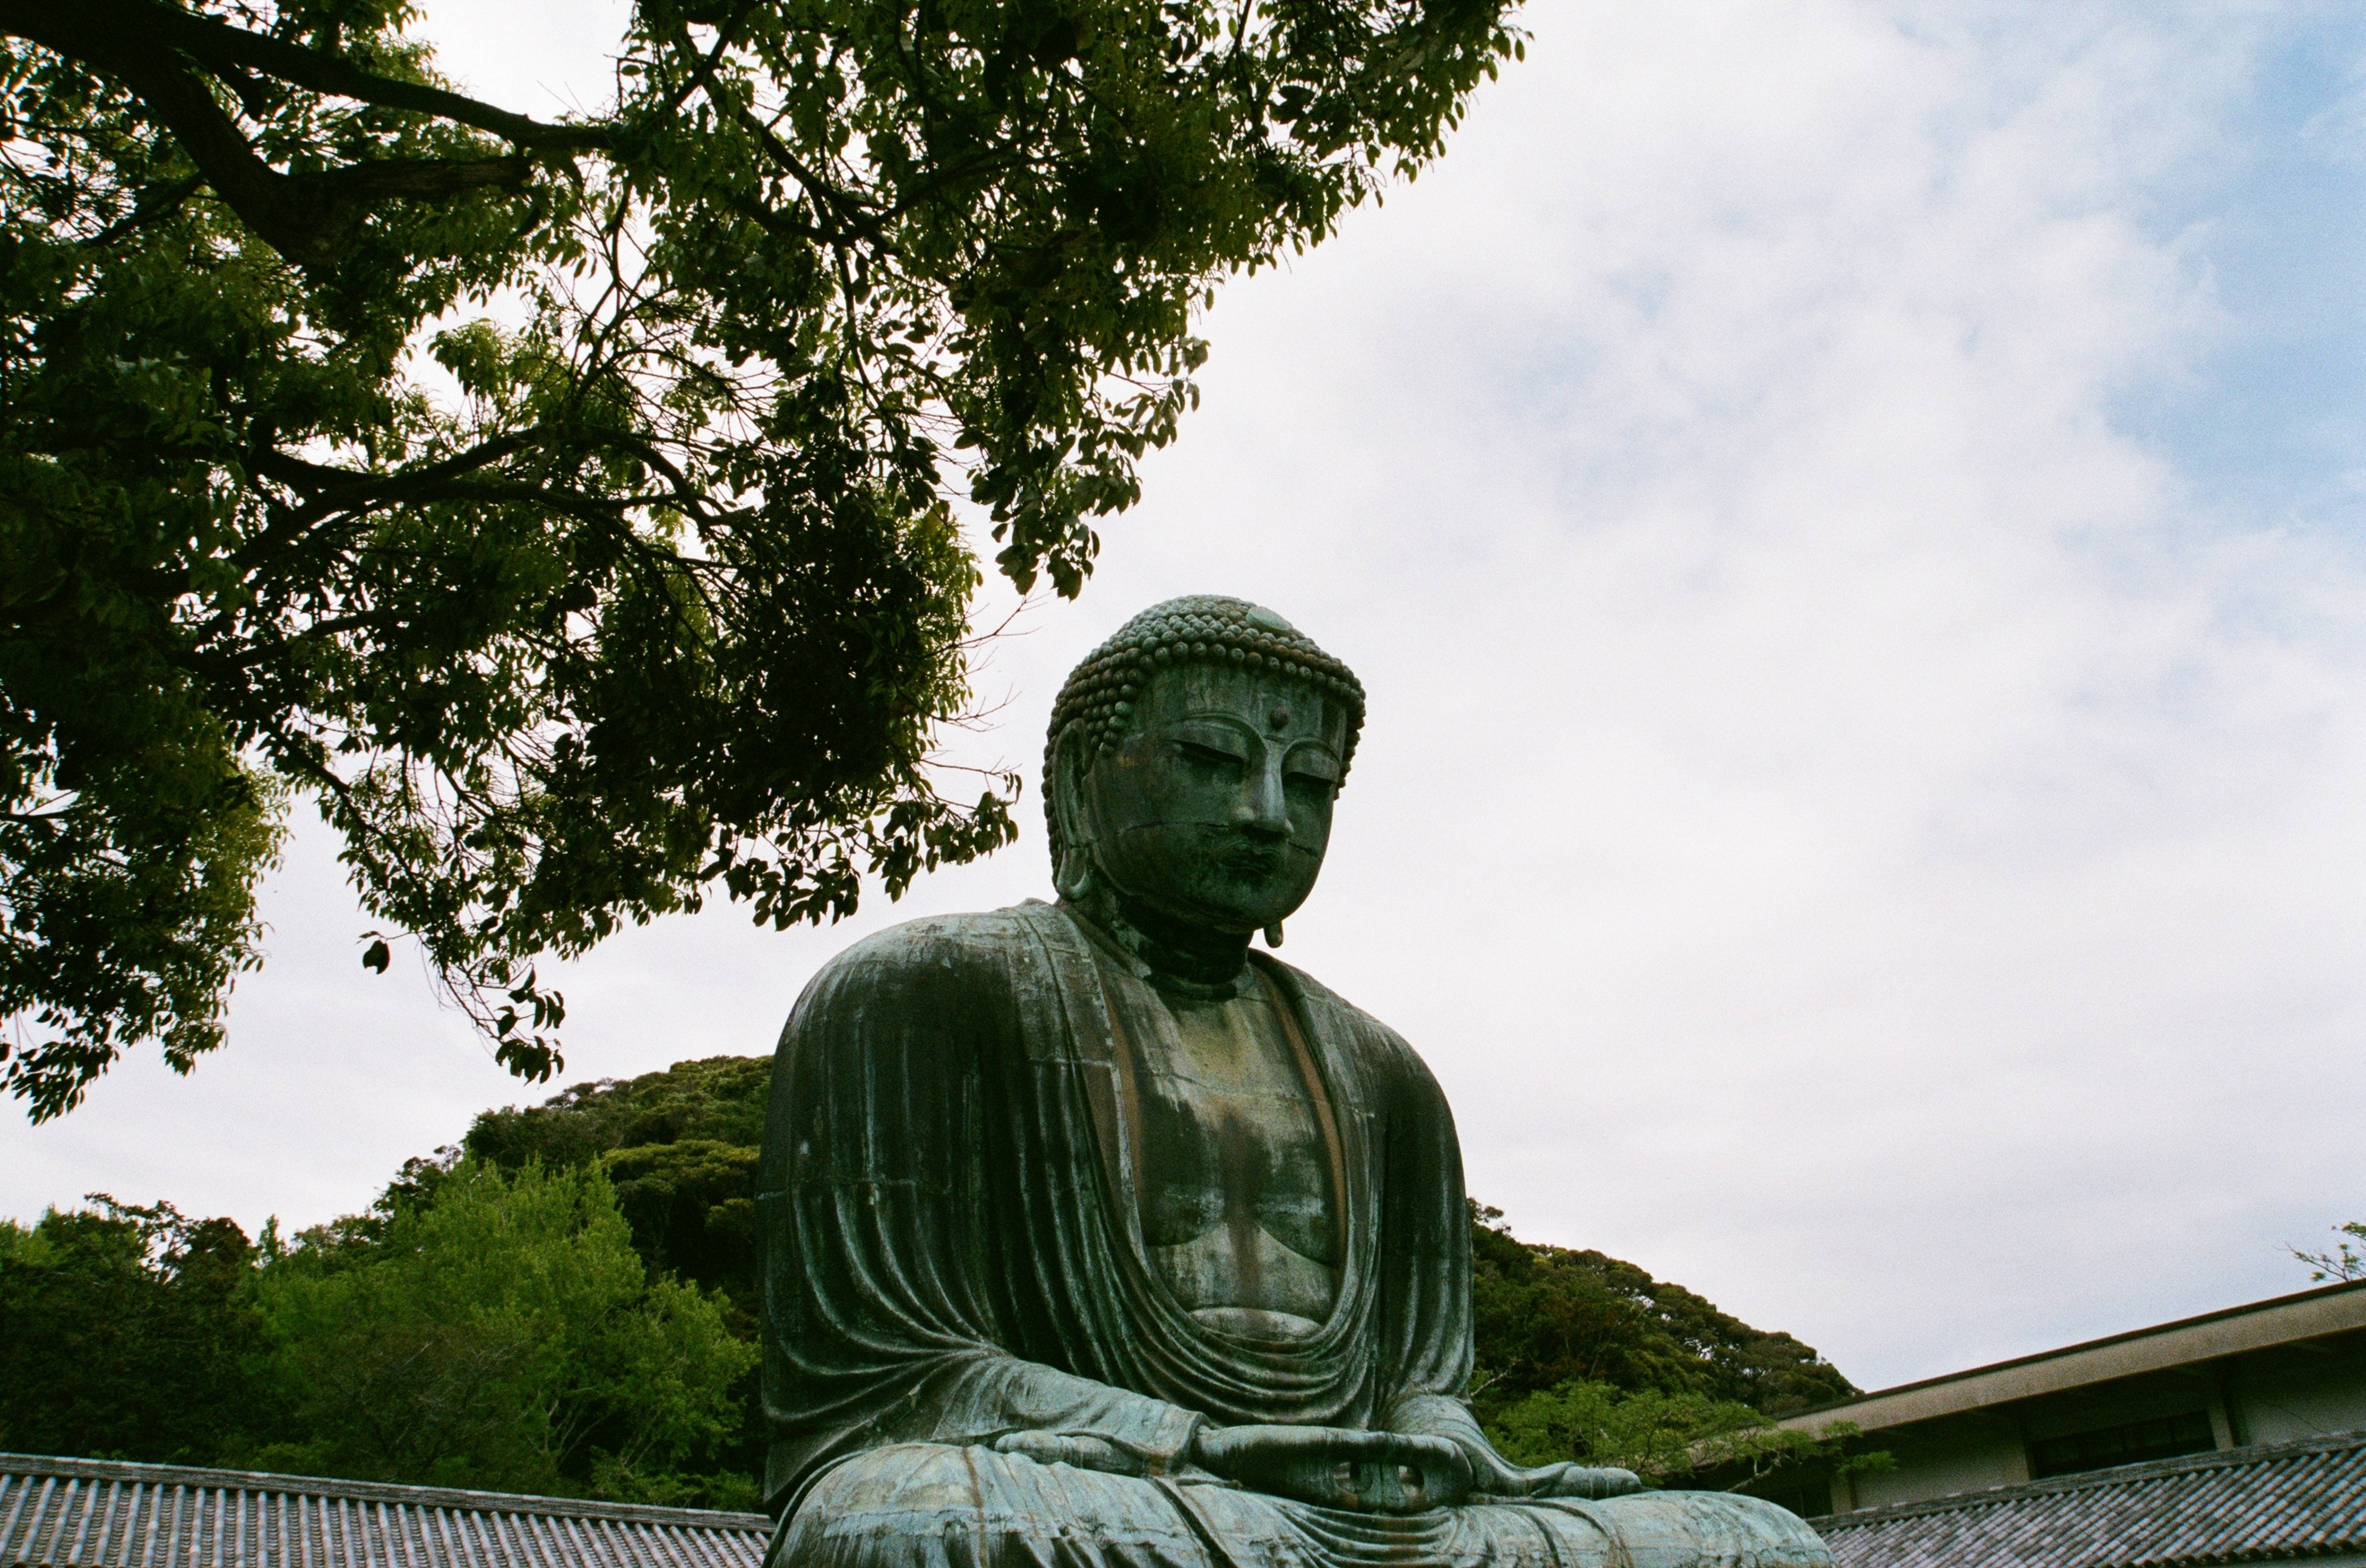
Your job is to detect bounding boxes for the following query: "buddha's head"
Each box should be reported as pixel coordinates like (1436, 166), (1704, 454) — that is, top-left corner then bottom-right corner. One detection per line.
(1045, 597), (1364, 940)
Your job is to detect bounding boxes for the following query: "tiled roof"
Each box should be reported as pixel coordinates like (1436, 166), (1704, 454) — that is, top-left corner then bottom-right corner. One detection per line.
(0, 1453), (771, 1568)
(1816, 1429), (2366, 1568)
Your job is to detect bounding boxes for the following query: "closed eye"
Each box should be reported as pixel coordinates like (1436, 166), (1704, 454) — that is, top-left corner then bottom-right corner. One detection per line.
(1179, 741), (1246, 770)
(1286, 755), (1341, 790)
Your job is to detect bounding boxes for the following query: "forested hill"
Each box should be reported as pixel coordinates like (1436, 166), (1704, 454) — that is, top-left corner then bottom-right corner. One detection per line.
(1468, 1207), (1854, 1422)
(464, 1055), (771, 1331)
(0, 1055), (1859, 1504)
(462, 1057), (1859, 1420)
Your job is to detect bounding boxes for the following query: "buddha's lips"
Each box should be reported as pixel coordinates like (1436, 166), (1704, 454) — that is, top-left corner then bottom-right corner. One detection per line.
(1207, 841), (1289, 877)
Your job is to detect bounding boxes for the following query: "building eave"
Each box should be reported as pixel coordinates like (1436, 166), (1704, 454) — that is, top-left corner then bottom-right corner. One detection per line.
(1782, 1277), (2366, 1437)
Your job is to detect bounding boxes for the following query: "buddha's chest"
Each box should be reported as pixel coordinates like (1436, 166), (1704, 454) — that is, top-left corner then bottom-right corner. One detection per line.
(1129, 985), (1341, 1335)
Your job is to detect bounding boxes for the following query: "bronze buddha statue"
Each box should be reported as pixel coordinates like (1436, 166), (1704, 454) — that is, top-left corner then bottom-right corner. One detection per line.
(757, 596), (1831, 1568)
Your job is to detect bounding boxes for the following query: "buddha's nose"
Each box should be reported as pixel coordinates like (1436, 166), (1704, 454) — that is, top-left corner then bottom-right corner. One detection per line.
(1236, 758), (1289, 837)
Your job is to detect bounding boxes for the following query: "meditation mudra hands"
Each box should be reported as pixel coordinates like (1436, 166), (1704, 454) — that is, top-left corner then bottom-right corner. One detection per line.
(994, 1424), (1642, 1514)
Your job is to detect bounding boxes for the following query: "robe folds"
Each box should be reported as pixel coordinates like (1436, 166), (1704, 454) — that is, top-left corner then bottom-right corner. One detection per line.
(758, 901), (1830, 1568)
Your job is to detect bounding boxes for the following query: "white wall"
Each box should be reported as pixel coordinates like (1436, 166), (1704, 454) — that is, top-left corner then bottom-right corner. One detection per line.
(2234, 1353), (2366, 1446)
(1849, 1411), (2030, 1510)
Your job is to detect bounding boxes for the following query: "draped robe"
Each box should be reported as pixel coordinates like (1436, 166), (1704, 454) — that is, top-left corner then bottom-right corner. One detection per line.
(758, 901), (1830, 1568)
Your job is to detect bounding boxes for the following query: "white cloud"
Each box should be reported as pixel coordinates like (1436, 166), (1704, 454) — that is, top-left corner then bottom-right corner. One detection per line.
(12, 0), (2366, 1394)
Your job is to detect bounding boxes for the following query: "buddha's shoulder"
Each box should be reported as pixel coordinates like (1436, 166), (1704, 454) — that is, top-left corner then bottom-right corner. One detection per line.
(1259, 958), (1436, 1085)
(791, 903), (1060, 1005)
(785, 908), (1098, 1031)
(1260, 954), (1387, 1032)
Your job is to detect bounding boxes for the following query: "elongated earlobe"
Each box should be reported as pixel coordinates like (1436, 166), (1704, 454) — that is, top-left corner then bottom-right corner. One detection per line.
(1050, 725), (1101, 902)
(1262, 922), (1283, 947)
(1054, 845), (1098, 901)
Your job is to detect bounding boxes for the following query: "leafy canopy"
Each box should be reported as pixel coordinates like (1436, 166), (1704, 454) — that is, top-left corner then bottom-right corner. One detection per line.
(0, 0), (1523, 1117)
(0, 1195), (271, 1464)
(1485, 1379), (1890, 1498)
(251, 1157), (755, 1501)
(1468, 1203), (1857, 1422)
(1466, 1204), (1879, 1507)
(465, 1055), (772, 1327)
(0, 1160), (756, 1507)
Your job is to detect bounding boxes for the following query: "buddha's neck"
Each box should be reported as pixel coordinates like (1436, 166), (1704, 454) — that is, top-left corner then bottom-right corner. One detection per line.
(1065, 883), (1252, 998)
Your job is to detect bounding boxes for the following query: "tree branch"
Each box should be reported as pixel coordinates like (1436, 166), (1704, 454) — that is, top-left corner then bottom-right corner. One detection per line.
(726, 100), (883, 239)
(87, 173), (203, 246)
(34, 15), (335, 262)
(237, 431), (544, 564)
(249, 430), (538, 500)
(6, 14), (539, 264)
(0, 0), (611, 151)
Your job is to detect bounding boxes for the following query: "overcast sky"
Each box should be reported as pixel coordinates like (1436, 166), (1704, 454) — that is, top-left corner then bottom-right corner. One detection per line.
(12, 1), (2366, 1396)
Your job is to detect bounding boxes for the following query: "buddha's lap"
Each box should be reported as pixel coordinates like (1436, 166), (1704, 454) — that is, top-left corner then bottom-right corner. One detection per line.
(774, 1444), (1833, 1568)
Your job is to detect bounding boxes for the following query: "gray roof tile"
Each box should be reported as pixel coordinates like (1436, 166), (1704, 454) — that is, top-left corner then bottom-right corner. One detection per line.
(0, 1456), (770, 1568)
(1817, 1430), (2366, 1567)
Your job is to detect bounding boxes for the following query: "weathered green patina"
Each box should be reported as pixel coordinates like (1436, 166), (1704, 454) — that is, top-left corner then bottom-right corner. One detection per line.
(758, 597), (1832, 1567)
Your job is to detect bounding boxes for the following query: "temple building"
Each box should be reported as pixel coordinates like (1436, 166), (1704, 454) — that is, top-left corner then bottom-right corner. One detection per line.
(1774, 1277), (2366, 1566)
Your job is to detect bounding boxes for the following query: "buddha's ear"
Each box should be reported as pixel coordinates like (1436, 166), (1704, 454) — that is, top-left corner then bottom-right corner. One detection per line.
(1049, 724), (1100, 901)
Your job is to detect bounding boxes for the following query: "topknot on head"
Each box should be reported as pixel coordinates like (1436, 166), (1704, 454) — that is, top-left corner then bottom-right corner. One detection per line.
(1042, 596), (1367, 856)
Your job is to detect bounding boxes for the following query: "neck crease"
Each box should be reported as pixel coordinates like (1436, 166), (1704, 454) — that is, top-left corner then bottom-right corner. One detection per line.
(1063, 885), (1252, 999)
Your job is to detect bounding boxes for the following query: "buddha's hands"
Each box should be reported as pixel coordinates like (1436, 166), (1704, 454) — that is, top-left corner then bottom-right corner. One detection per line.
(992, 1431), (1145, 1475)
(1190, 1424), (1472, 1513)
(1460, 1445), (1644, 1502)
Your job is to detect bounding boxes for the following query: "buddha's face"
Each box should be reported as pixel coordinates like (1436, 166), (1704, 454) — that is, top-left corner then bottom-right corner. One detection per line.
(1074, 662), (1348, 935)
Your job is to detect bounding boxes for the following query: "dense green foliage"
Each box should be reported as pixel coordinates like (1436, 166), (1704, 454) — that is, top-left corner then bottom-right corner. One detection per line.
(0, 0), (1525, 1120)
(0, 1156), (753, 1505)
(0, 1057), (1857, 1504)
(1465, 1204), (1864, 1493)
(0, 1196), (273, 1463)
(462, 1055), (776, 1486)
(249, 1160), (754, 1501)
(1485, 1380), (1886, 1496)
(465, 1054), (769, 1323)
(1468, 1204), (1855, 1422)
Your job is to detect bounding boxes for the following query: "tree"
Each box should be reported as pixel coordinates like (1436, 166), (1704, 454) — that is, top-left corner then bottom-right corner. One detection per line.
(0, 0), (1525, 1119)
(465, 1054), (770, 1315)
(1484, 1378), (1888, 1496)
(250, 1157), (757, 1505)
(0, 1196), (276, 1463)
(1468, 1203), (1856, 1423)
(1464, 1205), (1881, 1509)
(0, 1157), (754, 1505)
(2292, 1221), (2366, 1283)
(464, 1055), (775, 1484)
